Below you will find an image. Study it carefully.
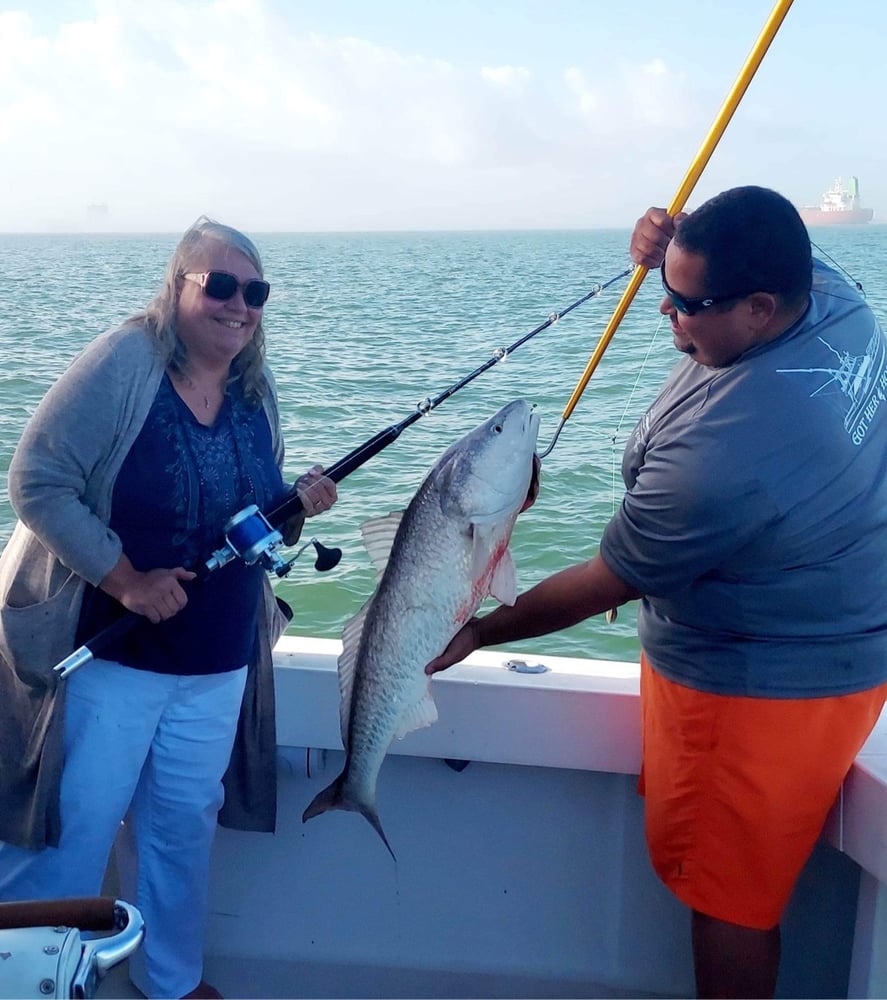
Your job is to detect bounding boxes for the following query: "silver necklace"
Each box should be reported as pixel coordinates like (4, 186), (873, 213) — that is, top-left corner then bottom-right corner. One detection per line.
(177, 373), (213, 409)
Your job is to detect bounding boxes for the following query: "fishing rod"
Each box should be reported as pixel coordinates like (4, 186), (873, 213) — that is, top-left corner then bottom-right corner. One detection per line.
(53, 264), (632, 680)
(264, 263), (634, 523)
(539, 0), (796, 458)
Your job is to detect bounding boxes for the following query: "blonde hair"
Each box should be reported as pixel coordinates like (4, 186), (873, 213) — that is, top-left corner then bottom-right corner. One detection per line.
(127, 216), (268, 405)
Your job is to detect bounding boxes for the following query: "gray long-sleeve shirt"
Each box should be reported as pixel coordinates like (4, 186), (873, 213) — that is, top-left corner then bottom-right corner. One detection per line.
(602, 261), (887, 697)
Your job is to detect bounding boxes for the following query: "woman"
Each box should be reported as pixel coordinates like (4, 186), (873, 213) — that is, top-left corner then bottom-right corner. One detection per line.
(0, 217), (337, 999)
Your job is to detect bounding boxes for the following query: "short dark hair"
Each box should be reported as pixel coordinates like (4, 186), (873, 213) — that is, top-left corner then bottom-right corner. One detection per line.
(675, 186), (812, 307)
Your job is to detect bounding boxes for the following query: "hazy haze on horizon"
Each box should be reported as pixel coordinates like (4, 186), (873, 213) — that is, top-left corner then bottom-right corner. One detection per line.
(2, 0), (883, 234)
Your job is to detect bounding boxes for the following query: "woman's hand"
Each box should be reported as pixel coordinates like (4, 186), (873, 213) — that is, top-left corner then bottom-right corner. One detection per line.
(100, 556), (196, 624)
(295, 465), (338, 518)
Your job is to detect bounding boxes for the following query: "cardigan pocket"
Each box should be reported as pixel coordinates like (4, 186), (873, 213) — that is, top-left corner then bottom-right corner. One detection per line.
(0, 520), (91, 685)
(0, 523), (87, 691)
(0, 572), (86, 686)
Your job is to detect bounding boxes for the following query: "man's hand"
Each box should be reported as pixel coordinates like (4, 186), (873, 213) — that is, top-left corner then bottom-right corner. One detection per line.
(630, 207), (687, 269)
(425, 619), (482, 676)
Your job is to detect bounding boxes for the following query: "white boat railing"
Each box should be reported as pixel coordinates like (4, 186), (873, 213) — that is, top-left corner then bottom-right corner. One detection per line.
(199, 635), (887, 999)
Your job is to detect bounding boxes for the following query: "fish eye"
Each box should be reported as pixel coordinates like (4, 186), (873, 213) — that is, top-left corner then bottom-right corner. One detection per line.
(492, 423), (503, 434)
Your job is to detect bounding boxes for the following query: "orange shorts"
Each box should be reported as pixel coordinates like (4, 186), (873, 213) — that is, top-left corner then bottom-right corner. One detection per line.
(639, 652), (886, 929)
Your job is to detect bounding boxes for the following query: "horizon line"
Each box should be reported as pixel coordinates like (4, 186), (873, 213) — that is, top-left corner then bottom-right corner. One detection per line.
(0, 224), (643, 237)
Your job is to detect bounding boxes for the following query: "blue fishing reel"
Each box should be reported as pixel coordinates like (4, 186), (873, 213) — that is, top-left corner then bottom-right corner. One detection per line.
(204, 505), (341, 578)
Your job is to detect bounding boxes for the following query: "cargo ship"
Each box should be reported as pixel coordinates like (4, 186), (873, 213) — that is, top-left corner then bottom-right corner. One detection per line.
(799, 176), (874, 225)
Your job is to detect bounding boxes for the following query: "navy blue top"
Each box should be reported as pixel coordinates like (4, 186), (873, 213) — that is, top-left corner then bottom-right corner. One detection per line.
(76, 375), (287, 675)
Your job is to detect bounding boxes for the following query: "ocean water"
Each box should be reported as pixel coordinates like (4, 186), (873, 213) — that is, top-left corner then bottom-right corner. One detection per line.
(1, 226), (886, 664)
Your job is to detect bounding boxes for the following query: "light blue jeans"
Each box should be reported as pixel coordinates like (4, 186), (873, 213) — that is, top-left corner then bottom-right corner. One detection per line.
(0, 659), (247, 999)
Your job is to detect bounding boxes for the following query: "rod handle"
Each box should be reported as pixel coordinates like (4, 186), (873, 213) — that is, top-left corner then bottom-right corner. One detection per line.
(0, 896), (117, 931)
(53, 610), (140, 679)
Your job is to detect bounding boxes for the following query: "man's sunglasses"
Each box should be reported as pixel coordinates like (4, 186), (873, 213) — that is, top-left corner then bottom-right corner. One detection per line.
(182, 271), (271, 308)
(660, 263), (746, 317)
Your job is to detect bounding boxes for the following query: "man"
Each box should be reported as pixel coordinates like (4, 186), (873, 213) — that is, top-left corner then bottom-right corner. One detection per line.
(427, 186), (887, 998)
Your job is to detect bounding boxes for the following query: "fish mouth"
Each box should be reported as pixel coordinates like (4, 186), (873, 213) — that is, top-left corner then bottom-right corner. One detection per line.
(515, 403), (541, 512)
(520, 452), (541, 512)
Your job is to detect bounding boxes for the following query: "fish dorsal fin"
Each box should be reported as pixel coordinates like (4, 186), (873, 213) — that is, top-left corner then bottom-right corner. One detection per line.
(392, 685), (439, 741)
(360, 511), (405, 574)
(337, 598), (373, 750)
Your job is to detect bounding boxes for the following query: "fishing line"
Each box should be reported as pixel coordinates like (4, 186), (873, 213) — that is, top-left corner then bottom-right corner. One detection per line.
(580, 0), (795, 624)
(52, 0), (799, 677)
(539, 0), (796, 460)
(262, 264), (635, 525)
(810, 239), (866, 297)
(53, 264), (634, 680)
(609, 313), (672, 516)
(602, 314), (670, 627)
(602, 237), (861, 516)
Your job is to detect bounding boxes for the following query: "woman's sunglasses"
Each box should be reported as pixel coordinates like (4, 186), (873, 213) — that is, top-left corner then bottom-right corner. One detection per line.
(660, 262), (746, 317)
(182, 271), (271, 308)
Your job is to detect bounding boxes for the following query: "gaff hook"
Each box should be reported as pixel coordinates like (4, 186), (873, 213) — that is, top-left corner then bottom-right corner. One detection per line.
(537, 417), (567, 460)
(542, 0), (796, 455)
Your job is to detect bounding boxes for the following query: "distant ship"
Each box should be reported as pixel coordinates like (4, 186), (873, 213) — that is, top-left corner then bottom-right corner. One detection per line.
(799, 176), (874, 225)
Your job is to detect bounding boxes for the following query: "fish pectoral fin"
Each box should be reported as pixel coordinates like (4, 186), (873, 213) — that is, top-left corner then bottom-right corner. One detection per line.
(469, 525), (518, 605)
(488, 548), (517, 605)
(360, 511), (405, 572)
(393, 691), (439, 741)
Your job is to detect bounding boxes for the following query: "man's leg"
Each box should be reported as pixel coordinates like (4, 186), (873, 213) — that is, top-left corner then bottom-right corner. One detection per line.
(692, 910), (780, 999)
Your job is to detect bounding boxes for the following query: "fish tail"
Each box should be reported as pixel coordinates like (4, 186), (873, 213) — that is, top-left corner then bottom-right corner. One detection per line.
(302, 775), (397, 862)
(363, 807), (397, 863)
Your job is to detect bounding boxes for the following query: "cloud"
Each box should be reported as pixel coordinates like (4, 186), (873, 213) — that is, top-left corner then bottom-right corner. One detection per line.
(481, 65), (532, 91)
(565, 58), (697, 137)
(0, 0), (749, 231)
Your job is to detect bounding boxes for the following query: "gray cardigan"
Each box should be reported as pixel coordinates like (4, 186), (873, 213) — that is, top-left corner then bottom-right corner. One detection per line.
(0, 324), (289, 849)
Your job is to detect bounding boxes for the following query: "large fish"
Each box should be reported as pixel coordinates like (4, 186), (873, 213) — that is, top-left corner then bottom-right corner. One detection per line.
(302, 399), (541, 857)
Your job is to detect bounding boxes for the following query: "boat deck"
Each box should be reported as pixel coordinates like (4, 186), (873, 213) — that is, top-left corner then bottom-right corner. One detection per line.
(97, 956), (686, 999)
(91, 637), (887, 999)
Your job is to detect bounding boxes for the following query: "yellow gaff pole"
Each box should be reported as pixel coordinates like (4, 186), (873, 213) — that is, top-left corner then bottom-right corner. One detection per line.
(546, 0), (794, 451)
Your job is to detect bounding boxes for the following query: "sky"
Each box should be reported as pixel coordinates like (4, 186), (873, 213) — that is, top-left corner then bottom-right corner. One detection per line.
(1, 0), (884, 233)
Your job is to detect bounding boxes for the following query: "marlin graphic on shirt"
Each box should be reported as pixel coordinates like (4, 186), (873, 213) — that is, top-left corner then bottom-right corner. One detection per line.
(777, 327), (887, 444)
